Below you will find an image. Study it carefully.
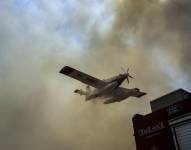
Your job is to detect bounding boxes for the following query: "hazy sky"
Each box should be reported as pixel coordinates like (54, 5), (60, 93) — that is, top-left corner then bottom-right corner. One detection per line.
(1, 0), (191, 150)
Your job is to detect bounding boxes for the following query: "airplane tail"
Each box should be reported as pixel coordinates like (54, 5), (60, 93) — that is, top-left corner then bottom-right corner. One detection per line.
(86, 85), (91, 93)
(74, 89), (86, 96)
(74, 86), (92, 100)
(74, 86), (91, 95)
(85, 86), (92, 100)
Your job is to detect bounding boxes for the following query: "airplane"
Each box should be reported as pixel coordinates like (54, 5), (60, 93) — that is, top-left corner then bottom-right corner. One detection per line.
(59, 66), (146, 104)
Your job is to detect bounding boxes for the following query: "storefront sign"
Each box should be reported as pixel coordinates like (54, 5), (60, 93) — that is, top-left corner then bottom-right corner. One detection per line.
(138, 122), (165, 136)
(167, 104), (183, 116)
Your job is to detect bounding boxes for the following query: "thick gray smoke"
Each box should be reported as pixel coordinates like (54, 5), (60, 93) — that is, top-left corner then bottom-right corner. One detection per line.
(0, 0), (191, 150)
(111, 0), (191, 90)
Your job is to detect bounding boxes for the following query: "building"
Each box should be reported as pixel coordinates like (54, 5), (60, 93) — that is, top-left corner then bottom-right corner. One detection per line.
(133, 89), (191, 150)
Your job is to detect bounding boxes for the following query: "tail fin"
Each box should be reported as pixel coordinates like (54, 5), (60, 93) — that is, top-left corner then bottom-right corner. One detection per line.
(74, 86), (92, 100)
(74, 89), (86, 96)
(86, 85), (91, 94)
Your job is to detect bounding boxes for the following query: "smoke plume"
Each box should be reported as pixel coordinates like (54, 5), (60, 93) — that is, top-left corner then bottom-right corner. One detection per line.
(1, 0), (191, 150)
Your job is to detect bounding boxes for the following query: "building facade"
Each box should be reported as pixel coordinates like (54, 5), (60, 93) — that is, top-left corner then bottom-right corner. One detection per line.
(133, 89), (191, 150)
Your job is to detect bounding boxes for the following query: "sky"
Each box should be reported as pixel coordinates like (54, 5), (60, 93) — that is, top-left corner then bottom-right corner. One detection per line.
(1, 0), (191, 150)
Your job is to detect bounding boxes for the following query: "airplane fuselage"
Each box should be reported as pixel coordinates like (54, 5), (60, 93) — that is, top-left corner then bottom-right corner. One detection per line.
(86, 82), (118, 100)
(104, 74), (127, 85)
(60, 66), (146, 104)
(86, 74), (128, 100)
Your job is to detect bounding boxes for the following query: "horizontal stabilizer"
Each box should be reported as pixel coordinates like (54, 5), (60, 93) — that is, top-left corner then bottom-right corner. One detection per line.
(135, 92), (147, 98)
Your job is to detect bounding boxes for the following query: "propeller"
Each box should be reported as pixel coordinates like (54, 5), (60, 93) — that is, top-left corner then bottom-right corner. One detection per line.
(121, 67), (134, 84)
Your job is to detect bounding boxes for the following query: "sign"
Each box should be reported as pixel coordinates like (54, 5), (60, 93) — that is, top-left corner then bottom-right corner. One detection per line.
(167, 104), (183, 116)
(138, 122), (165, 137)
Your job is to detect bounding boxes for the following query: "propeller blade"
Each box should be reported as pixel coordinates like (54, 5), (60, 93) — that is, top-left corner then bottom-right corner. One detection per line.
(128, 75), (134, 79)
(121, 67), (134, 83)
(127, 77), (129, 84)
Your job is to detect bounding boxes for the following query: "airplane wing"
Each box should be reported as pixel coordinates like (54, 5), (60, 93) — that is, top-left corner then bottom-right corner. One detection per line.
(130, 88), (147, 98)
(133, 91), (147, 98)
(59, 66), (106, 88)
(112, 87), (146, 99)
(103, 98), (116, 104)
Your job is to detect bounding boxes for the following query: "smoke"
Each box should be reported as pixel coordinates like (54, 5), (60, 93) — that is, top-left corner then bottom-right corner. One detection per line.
(111, 0), (191, 89)
(1, 0), (191, 150)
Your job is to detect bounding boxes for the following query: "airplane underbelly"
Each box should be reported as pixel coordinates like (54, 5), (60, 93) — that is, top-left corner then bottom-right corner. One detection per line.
(87, 82), (118, 100)
(98, 82), (118, 95)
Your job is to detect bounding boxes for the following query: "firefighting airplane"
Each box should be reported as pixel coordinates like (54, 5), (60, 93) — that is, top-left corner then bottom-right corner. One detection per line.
(59, 66), (146, 104)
